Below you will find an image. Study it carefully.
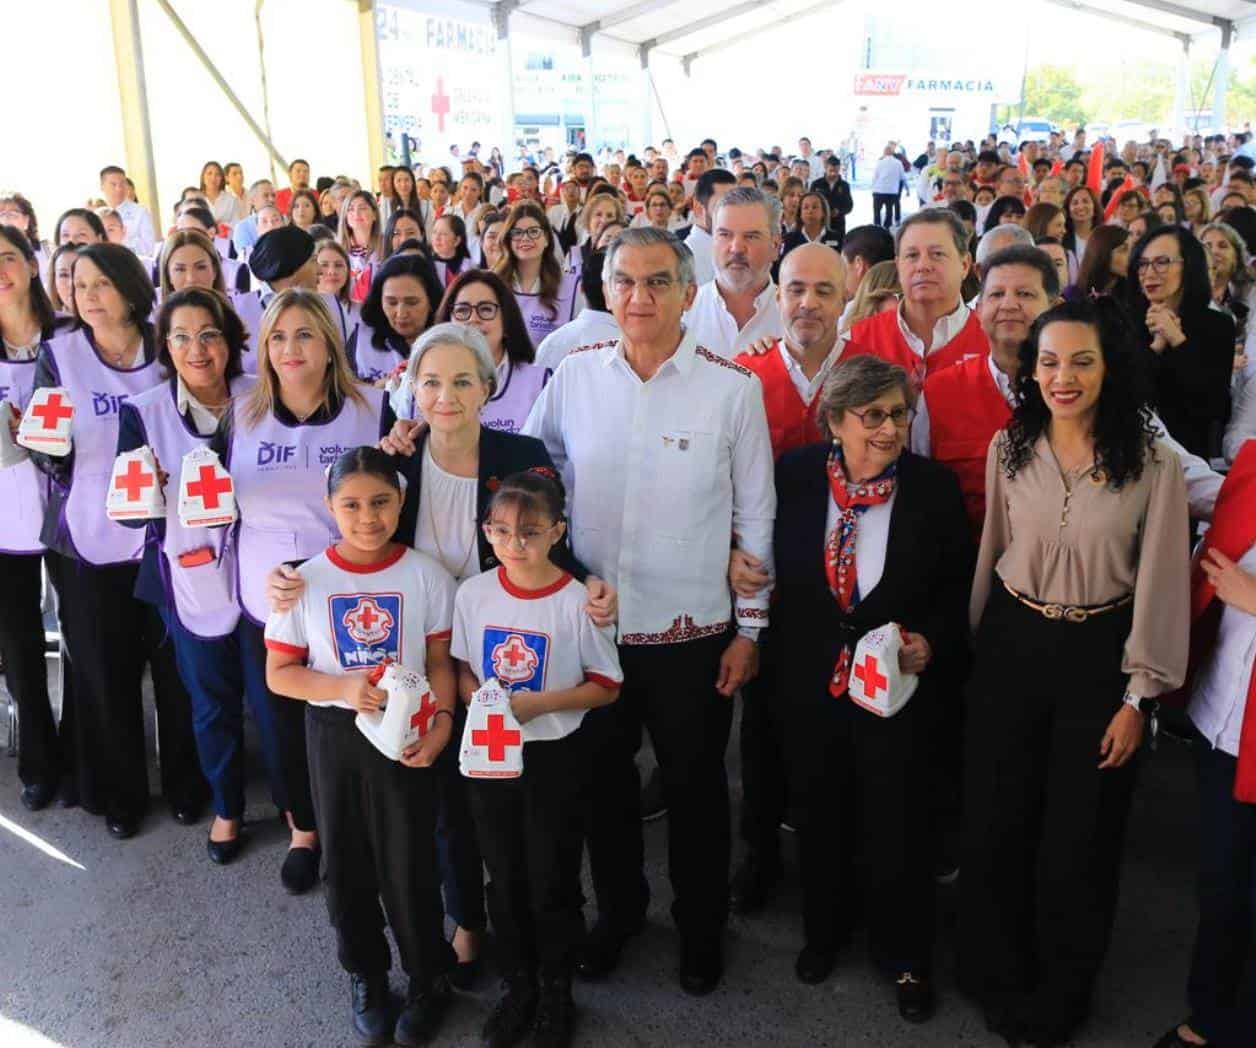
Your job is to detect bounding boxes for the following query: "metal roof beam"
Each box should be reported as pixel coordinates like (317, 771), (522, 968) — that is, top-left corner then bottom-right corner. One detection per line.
(639, 0), (776, 52)
(1115, 0), (1231, 31)
(682, 0), (848, 67)
(1040, 0), (1191, 44)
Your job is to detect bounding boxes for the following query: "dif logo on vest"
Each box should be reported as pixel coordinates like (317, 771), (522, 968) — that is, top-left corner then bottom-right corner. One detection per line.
(92, 392), (129, 416)
(257, 440), (298, 467)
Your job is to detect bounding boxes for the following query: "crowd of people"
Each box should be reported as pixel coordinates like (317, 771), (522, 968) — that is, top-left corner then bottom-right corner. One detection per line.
(0, 123), (1254, 1048)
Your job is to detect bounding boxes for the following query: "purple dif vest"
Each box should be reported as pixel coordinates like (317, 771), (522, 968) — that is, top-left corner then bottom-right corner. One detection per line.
(128, 376), (255, 638)
(46, 330), (163, 566)
(480, 360), (549, 435)
(231, 290), (358, 375)
(0, 353), (47, 554)
(229, 386), (385, 624)
(349, 325), (407, 382)
(514, 271), (579, 348)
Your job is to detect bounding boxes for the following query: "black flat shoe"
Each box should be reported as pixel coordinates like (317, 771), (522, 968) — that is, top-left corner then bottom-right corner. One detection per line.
(482, 973), (538, 1048)
(20, 781), (58, 812)
(393, 975), (451, 1047)
(678, 938), (723, 996)
(281, 845), (321, 894)
(729, 852), (780, 916)
(896, 972), (936, 1023)
(350, 972), (393, 1046)
(106, 811), (140, 840)
(574, 920), (640, 981)
(59, 779), (79, 808)
(794, 944), (838, 985)
(532, 973), (576, 1048)
(207, 830), (244, 866)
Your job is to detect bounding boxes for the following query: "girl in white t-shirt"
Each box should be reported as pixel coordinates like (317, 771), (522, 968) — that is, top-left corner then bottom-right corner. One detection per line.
(452, 468), (621, 1048)
(265, 446), (460, 1047)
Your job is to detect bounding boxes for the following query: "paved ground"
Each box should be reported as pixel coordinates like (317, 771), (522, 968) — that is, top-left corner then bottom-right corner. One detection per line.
(0, 662), (1202, 1048)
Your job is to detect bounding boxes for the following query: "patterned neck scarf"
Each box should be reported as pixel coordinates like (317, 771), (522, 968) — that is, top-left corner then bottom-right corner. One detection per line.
(824, 444), (897, 697)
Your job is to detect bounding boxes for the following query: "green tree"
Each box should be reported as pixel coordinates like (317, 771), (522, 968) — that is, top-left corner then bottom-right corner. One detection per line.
(1019, 64), (1088, 124)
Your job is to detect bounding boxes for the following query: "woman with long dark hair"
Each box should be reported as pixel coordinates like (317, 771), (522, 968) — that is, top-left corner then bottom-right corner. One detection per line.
(1062, 186), (1100, 282)
(959, 297), (1189, 1047)
(981, 195), (1027, 235)
(1127, 225), (1235, 458)
(431, 213), (471, 287)
(28, 243), (208, 837)
(349, 253), (442, 382)
(0, 225), (72, 810)
(493, 202), (578, 348)
(1071, 225), (1130, 300)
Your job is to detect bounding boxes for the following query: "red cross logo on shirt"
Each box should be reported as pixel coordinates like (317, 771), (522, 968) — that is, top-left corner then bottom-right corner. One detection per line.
(491, 633), (539, 685)
(410, 690), (437, 737)
(431, 76), (451, 132)
(853, 654), (888, 699)
(343, 597), (394, 644)
(471, 713), (521, 762)
(186, 465), (232, 509)
(31, 392), (72, 429)
(114, 459), (154, 502)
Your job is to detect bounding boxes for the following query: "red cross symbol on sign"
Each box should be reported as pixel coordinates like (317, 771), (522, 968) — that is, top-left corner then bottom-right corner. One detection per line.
(31, 393), (72, 429)
(431, 76), (451, 132)
(187, 465), (231, 509)
(471, 713), (521, 762)
(410, 691), (437, 736)
(492, 634), (538, 683)
(853, 654), (888, 699)
(114, 459), (154, 501)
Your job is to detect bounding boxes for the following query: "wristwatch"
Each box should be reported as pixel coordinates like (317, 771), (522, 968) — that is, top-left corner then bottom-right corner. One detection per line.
(1122, 692), (1161, 744)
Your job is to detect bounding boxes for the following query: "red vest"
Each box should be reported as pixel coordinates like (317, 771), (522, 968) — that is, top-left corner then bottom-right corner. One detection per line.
(735, 342), (825, 460)
(845, 307), (989, 386)
(924, 354), (1011, 540)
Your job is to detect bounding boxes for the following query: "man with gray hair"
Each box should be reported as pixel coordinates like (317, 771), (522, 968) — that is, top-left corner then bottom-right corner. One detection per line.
(524, 226), (776, 996)
(683, 187), (785, 359)
(973, 223), (1034, 280)
(231, 178), (278, 255)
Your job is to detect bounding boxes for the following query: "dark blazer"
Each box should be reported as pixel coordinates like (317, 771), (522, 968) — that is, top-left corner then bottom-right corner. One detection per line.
(771, 445), (972, 705)
(809, 175), (854, 239)
(1138, 306), (1234, 460)
(394, 424), (586, 579)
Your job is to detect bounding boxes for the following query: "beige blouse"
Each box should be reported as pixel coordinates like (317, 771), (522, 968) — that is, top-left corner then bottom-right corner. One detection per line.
(970, 433), (1190, 698)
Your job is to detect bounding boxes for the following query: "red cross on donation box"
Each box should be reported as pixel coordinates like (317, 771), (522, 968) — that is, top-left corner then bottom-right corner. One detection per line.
(106, 446), (166, 520)
(179, 446), (236, 528)
(853, 653), (888, 699)
(18, 386), (75, 456)
(460, 678), (524, 779)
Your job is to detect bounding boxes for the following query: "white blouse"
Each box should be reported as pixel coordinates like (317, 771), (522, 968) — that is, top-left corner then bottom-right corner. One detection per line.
(413, 442), (479, 582)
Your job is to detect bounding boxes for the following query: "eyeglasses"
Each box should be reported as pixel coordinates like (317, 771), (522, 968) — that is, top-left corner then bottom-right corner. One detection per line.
(451, 301), (500, 322)
(481, 522), (558, 549)
(608, 274), (677, 295)
(168, 330), (225, 351)
(509, 226), (545, 242)
(847, 405), (913, 429)
(0, 209), (24, 223)
(1136, 256), (1183, 274)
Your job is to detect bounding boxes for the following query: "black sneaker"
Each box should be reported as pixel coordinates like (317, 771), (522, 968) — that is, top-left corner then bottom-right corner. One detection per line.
(640, 766), (667, 822)
(350, 973), (392, 1046)
(532, 973), (576, 1048)
(481, 973), (537, 1048)
(394, 975), (451, 1047)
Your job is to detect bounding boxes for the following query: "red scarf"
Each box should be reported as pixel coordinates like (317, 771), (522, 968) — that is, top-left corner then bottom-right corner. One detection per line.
(824, 447), (896, 698)
(1185, 441), (1256, 802)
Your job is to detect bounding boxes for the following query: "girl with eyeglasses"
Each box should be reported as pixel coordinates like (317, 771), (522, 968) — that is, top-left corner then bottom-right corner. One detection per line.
(1129, 226), (1235, 459)
(451, 468), (622, 1046)
(493, 202), (578, 349)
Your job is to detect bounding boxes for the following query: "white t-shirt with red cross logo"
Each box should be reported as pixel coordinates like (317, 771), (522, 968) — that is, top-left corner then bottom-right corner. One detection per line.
(265, 544), (456, 711)
(451, 567), (623, 742)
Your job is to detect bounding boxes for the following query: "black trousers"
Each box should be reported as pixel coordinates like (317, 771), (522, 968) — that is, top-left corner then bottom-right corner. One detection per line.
(872, 193), (898, 229)
(46, 552), (206, 817)
(738, 630), (787, 868)
(0, 552), (60, 787)
(1185, 731), (1256, 1048)
(436, 701), (487, 933)
(469, 720), (592, 976)
(958, 585), (1138, 1031)
(240, 619), (316, 831)
(585, 631), (733, 940)
(787, 679), (935, 974)
(306, 704), (454, 982)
